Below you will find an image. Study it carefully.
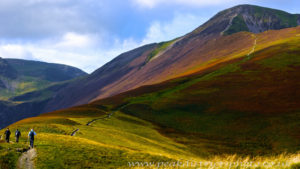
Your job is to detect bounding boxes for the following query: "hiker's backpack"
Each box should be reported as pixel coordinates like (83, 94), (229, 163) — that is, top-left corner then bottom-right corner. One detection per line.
(29, 131), (34, 139)
(16, 131), (20, 137)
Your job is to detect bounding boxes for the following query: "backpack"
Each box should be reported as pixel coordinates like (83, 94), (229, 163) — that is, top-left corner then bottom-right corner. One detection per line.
(29, 131), (35, 139)
(16, 131), (20, 137)
(5, 130), (11, 136)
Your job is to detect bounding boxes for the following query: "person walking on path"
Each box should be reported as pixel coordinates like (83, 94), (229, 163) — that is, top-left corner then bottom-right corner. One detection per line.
(28, 129), (36, 148)
(15, 129), (21, 143)
(4, 128), (11, 143)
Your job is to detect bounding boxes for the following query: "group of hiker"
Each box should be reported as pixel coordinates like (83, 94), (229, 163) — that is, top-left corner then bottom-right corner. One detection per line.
(3, 128), (36, 148)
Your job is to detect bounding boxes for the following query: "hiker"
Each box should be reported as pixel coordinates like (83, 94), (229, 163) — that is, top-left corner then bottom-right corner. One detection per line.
(15, 129), (21, 143)
(28, 129), (36, 148)
(4, 128), (11, 143)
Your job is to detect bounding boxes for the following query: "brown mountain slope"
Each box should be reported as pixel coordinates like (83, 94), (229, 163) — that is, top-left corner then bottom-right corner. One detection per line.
(39, 5), (300, 113)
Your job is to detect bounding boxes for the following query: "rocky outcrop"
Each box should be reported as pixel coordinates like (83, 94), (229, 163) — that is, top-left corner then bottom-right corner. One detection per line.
(190, 5), (300, 36)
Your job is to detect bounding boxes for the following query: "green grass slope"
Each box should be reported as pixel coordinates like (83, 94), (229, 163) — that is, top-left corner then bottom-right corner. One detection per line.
(1, 104), (299, 168)
(0, 105), (195, 168)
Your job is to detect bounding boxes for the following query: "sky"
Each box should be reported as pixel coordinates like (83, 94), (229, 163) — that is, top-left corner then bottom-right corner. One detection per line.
(0, 0), (299, 73)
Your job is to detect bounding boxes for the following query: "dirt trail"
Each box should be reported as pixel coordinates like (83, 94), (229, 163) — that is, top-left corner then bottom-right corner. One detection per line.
(70, 113), (112, 136)
(72, 107), (125, 136)
(71, 129), (79, 136)
(85, 105), (127, 127)
(86, 113), (113, 126)
(17, 148), (37, 169)
(247, 35), (257, 56)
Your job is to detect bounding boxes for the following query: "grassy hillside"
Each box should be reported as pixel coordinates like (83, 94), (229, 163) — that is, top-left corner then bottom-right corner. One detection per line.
(0, 27), (299, 168)
(94, 28), (300, 156)
(1, 104), (299, 168)
(0, 105), (194, 168)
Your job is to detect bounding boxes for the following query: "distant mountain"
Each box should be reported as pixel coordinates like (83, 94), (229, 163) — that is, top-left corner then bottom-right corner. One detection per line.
(0, 58), (87, 100)
(6, 59), (86, 82)
(40, 4), (300, 113)
(0, 58), (87, 128)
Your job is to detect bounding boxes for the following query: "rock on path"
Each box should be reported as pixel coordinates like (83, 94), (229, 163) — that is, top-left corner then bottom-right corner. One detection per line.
(17, 148), (37, 169)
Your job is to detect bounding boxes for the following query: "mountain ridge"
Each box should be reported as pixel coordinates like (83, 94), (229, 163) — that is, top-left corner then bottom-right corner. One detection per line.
(28, 5), (300, 113)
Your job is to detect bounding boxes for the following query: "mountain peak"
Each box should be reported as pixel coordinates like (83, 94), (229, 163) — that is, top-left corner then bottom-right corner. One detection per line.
(189, 4), (300, 37)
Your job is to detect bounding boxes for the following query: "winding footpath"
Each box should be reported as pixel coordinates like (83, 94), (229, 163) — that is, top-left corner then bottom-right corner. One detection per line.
(17, 148), (37, 169)
(86, 112), (113, 126)
(247, 35), (257, 56)
(70, 112), (115, 136)
(16, 111), (117, 169)
(69, 105), (127, 137)
(71, 128), (79, 136)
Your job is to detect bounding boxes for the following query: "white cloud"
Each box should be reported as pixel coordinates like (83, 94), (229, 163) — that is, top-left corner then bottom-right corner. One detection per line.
(133, 0), (158, 8)
(142, 13), (206, 44)
(53, 32), (96, 50)
(0, 0), (105, 39)
(0, 44), (34, 60)
(28, 47), (99, 72)
(132, 0), (240, 8)
(0, 32), (141, 73)
(29, 35), (140, 72)
(0, 13), (206, 73)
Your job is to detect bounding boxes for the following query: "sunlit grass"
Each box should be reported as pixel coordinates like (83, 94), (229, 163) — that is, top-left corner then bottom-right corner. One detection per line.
(0, 109), (195, 168)
(2, 108), (299, 168)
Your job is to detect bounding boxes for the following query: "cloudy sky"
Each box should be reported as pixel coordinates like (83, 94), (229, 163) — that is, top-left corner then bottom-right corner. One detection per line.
(0, 0), (299, 73)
